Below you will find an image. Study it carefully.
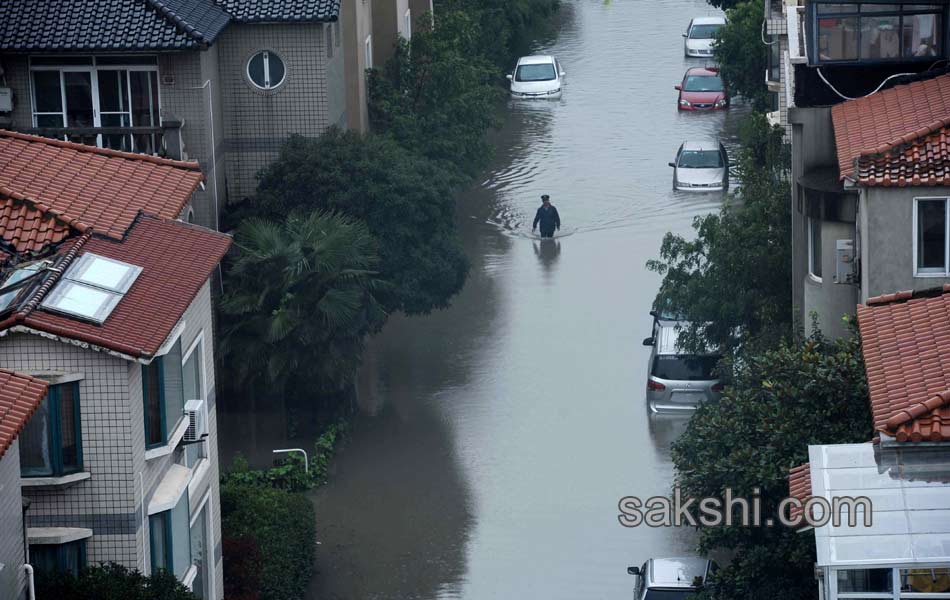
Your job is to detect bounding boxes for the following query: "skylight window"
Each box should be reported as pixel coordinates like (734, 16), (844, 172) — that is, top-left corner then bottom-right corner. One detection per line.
(0, 262), (45, 312)
(40, 253), (141, 324)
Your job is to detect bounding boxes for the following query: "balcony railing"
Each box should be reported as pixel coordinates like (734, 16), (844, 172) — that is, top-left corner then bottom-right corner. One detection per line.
(15, 121), (184, 161)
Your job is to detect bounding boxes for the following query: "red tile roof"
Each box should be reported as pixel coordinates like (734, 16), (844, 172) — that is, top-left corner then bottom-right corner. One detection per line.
(0, 130), (203, 247)
(855, 125), (950, 187)
(831, 74), (950, 181)
(0, 368), (48, 459)
(857, 288), (950, 442)
(0, 194), (75, 256)
(8, 215), (231, 358)
(787, 462), (812, 523)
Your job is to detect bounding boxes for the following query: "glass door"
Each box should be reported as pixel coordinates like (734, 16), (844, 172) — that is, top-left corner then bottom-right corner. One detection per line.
(97, 70), (132, 151)
(63, 71), (96, 146)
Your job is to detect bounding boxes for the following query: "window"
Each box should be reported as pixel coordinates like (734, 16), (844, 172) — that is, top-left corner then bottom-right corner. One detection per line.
(812, 2), (945, 63)
(809, 215), (823, 279)
(20, 383), (82, 477)
(0, 261), (44, 312)
(326, 24), (333, 59)
(29, 56), (161, 152)
(651, 355), (720, 381)
(40, 253), (141, 324)
(901, 567), (950, 594)
(29, 541), (86, 576)
(677, 150), (724, 168)
(915, 197), (949, 275)
(182, 336), (207, 468)
(247, 51), (286, 90)
(515, 63), (557, 82)
(144, 338), (185, 449)
(365, 35), (374, 70)
(150, 493), (191, 577)
(683, 74), (724, 92)
(190, 497), (212, 598)
(689, 23), (723, 39)
(405, 8), (412, 40)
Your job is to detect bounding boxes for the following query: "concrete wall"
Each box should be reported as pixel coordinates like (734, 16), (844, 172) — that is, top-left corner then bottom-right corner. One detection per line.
(325, 21), (348, 129)
(0, 442), (26, 600)
(342, 0), (374, 132)
(372, 0), (400, 68)
(0, 281), (223, 597)
(409, 0), (433, 33)
(803, 219), (859, 338)
(861, 186), (950, 300)
(218, 22), (339, 201)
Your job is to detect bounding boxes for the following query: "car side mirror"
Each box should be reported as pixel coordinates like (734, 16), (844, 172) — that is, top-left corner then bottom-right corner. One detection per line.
(560, 71), (567, 77)
(668, 162), (676, 168)
(506, 74), (513, 80)
(649, 310), (658, 318)
(642, 337), (655, 347)
(682, 33), (688, 37)
(628, 566), (641, 576)
(674, 84), (682, 91)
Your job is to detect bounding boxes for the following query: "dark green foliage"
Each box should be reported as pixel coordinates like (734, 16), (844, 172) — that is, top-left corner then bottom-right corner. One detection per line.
(673, 332), (872, 600)
(250, 130), (469, 316)
(715, 1), (770, 111)
(219, 210), (384, 397)
(648, 113), (790, 358)
(220, 482), (316, 600)
(36, 563), (196, 600)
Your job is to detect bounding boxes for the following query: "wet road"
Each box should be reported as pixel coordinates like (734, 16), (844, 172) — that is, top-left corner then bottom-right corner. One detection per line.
(221, 0), (748, 597)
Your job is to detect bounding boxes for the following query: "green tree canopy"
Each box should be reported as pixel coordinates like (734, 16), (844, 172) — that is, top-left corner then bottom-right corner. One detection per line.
(219, 210), (385, 397)
(36, 563), (196, 600)
(715, 0), (770, 111)
(248, 130), (469, 316)
(647, 113), (790, 357)
(673, 332), (872, 600)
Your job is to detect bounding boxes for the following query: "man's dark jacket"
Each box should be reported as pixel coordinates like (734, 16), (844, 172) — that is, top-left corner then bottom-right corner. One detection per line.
(533, 205), (561, 236)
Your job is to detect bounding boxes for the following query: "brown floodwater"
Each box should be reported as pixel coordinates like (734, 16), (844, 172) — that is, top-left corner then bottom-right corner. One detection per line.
(219, 0), (749, 597)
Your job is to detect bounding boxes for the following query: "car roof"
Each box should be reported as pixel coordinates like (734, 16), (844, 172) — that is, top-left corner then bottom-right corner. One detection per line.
(518, 55), (555, 65)
(684, 66), (720, 77)
(680, 139), (722, 152)
(655, 320), (719, 356)
(690, 16), (726, 25)
(649, 558), (711, 588)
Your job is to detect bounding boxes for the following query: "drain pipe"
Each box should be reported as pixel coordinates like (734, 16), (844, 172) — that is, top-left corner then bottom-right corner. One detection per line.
(23, 564), (35, 600)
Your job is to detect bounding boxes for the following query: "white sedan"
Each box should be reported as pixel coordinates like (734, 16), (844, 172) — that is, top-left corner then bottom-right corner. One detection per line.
(683, 16), (726, 58)
(507, 55), (564, 99)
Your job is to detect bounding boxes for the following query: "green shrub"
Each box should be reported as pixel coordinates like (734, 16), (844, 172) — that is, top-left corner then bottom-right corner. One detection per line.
(36, 563), (196, 600)
(221, 482), (316, 600)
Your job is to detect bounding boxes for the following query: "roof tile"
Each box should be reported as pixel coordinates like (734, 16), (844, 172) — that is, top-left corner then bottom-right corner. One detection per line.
(0, 369), (48, 459)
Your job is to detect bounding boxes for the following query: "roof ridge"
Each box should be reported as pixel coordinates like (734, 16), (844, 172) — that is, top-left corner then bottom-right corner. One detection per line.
(142, 0), (215, 44)
(856, 117), (950, 163)
(0, 187), (91, 235)
(0, 130), (202, 171)
(883, 390), (950, 436)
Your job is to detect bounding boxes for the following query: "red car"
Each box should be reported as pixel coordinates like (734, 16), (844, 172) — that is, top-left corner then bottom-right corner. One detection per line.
(675, 67), (729, 111)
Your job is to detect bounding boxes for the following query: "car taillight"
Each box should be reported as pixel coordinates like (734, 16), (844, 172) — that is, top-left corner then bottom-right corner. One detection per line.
(647, 379), (666, 391)
(711, 382), (724, 392)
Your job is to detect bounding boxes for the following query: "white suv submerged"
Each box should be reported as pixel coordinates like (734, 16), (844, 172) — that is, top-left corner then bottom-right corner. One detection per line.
(507, 55), (564, 99)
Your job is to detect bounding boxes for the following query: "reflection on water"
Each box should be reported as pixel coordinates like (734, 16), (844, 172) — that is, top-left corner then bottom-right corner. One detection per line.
(218, 0), (752, 598)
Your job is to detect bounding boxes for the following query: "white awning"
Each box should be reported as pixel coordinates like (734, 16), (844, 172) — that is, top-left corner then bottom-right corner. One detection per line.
(148, 463), (191, 515)
(27, 527), (93, 545)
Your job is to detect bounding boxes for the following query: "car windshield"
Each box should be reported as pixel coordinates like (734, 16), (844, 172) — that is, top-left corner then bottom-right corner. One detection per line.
(689, 24), (722, 39)
(516, 63), (557, 82)
(651, 355), (719, 381)
(683, 75), (723, 92)
(677, 150), (723, 169)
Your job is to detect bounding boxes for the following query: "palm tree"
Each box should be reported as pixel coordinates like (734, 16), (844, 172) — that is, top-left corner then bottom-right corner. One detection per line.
(219, 211), (386, 402)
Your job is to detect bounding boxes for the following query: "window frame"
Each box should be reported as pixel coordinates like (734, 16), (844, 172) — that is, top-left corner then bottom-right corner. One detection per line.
(246, 50), (286, 91)
(404, 8), (412, 40)
(913, 197), (950, 277)
(808, 214), (824, 282)
(20, 382), (83, 478)
(149, 510), (174, 574)
(188, 490), (215, 599)
(365, 35), (374, 70)
(29, 540), (87, 576)
(143, 336), (185, 450)
(28, 56), (162, 151)
(182, 332), (208, 469)
(809, 1), (948, 65)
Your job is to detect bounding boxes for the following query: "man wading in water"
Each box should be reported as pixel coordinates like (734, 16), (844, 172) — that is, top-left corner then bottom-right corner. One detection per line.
(532, 194), (561, 238)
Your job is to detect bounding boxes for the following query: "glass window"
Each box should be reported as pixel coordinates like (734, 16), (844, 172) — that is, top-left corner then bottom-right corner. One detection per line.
(683, 75), (724, 92)
(904, 12), (942, 57)
(689, 24), (722, 39)
(149, 511), (171, 572)
(190, 503), (210, 598)
(861, 15), (901, 58)
(183, 338), (207, 468)
(246, 51), (286, 90)
(917, 198), (947, 273)
(901, 567), (950, 594)
(651, 355), (720, 381)
(814, 2), (946, 62)
(150, 495), (193, 577)
(30, 541), (86, 576)
(809, 215), (823, 279)
(818, 16), (860, 60)
(837, 568), (894, 593)
(144, 339), (185, 448)
(677, 150), (724, 168)
(32, 71), (63, 115)
(0, 262), (43, 312)
(20, 383), (83, 477)
(515, 63), (557, 82)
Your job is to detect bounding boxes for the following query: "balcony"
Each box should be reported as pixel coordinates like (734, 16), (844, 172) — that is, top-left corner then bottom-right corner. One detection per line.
(15, 120), (185, 161)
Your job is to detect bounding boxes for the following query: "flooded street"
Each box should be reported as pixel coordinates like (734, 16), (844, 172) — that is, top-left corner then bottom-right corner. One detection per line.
(222, 0), (749, 597)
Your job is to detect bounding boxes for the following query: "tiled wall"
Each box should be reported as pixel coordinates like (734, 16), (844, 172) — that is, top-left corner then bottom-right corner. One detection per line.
(217, 22), (342, 201)
(0, 443), (26, 600)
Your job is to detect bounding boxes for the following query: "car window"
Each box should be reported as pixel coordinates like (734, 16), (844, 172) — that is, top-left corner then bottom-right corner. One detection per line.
(644, 590), (697, 600)
(688, 24), (722, 39)
(651, 355), (720, 381)
(677, 150), (723, 169)
(515, 63), (557, 82)
(682, 75), (723, 92)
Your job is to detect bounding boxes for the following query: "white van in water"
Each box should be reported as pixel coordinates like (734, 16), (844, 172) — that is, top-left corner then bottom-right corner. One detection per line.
(643, 316), (722, 413)
(628, 558), (719, 599)
(507, 55), (565, 99)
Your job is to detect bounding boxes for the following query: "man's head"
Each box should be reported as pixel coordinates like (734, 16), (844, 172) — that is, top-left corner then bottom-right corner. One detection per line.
(541, 194), (550, 205)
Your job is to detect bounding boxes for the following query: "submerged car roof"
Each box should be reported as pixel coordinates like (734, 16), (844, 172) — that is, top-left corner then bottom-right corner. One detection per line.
(518, 55), (555, 65)
(681, 139), (722, 152)
(649, 557), (711, 588)
(684, 66), (720, 77)
(691, 16), (726, 25)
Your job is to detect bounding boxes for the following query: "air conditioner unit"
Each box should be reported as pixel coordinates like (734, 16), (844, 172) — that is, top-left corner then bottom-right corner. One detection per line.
(834, 239), (855, 284)
(184, 399), (208, 442)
